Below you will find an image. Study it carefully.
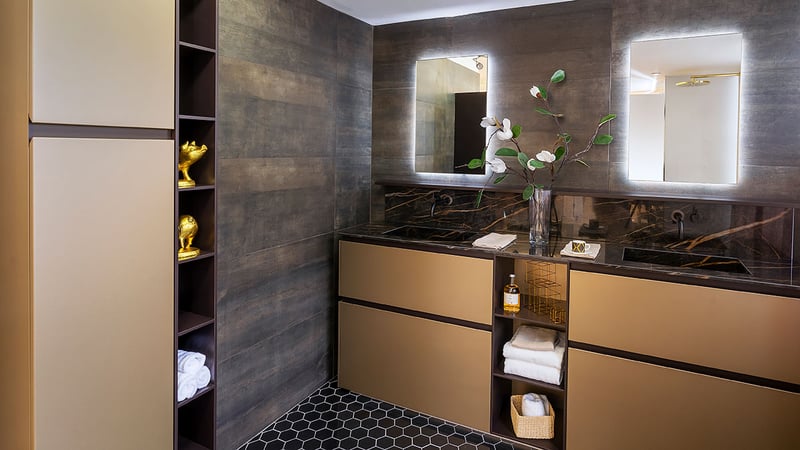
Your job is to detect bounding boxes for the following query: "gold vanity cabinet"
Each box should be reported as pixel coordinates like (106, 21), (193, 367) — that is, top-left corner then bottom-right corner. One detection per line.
(566, 348), (800, 450)
(338, 302), (491, 432)
(338, 241), (494, 431)
(338, 241), (493, 325)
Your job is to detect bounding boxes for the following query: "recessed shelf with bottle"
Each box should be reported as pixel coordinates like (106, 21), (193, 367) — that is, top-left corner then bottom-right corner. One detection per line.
(491, 256), (569, 450)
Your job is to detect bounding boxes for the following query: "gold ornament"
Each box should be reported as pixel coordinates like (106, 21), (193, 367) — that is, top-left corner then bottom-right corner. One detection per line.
(177, 215), (200, 260)
(178, 141), (208, 188)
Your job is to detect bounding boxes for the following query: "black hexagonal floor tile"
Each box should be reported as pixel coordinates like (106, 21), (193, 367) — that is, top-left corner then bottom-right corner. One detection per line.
(239, 379), (532, 450)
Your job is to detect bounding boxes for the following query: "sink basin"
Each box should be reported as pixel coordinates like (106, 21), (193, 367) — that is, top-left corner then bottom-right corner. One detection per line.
(382, 226), (480, 242)
(622, 247), (751, 275)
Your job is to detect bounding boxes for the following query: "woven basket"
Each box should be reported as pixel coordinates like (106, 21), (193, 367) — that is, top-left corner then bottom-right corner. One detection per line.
(510, 395), (554, 439)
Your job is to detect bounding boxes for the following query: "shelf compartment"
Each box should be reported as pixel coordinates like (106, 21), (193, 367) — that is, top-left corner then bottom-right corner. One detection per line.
(178, 189), (216, 252)
(178, 46), (216, 118)
(177, 383), (215, 408)
(178, 257), (215, 322)
(177, 387), (215, 449)
(179, 0), (217, 50)
(491, 412), (562, 450)
(492, 369), (566, 394)
(491, 378), (565, 450)
(177, 118), (216, 186)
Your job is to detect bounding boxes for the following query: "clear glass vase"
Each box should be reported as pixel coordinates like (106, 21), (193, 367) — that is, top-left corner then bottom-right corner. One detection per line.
(528, 187), (552, 247)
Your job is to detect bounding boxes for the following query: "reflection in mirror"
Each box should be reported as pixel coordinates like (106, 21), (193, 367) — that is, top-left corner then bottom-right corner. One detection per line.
(415, 55), (488, 174)
(628, 34), (742, 183)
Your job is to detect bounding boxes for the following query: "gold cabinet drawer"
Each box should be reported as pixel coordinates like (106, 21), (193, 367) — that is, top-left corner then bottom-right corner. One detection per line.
(339, 241), (493, 325)
(569, 271), (800, 384)
(566, 348), (800, 450)
(338, 302), (491, 432)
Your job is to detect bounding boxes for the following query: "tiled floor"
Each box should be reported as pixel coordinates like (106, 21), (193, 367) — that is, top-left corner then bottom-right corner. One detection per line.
(240, 380), (531, 450)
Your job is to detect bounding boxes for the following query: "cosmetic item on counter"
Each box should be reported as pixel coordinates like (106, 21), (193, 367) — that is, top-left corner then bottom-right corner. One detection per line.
(503, 274), (521, 313)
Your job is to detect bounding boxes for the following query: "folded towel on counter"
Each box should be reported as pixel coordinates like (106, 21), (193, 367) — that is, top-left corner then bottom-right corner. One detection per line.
(177, 371), (199, 402)
(504, 358), (563, 385)
(509, 325), (558, 351)
(521, 393), (547, 417)
(472, 233), (517, 249)
(503, 336), (566, 370)
(177, 350), (206, 374)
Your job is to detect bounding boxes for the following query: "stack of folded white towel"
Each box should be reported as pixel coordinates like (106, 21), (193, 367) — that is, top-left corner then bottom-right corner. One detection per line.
(503, 325), (565, 385)
(177, 349), (212, 402)
(521, 393), (551, 417)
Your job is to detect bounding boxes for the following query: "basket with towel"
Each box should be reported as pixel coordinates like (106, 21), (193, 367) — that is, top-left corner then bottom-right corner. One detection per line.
(177, 349), (212, 402)
(502, 325), (565, 385)
(511, 393), (554, 439)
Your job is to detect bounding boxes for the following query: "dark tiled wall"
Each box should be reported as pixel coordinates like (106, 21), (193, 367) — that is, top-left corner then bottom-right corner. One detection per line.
(372, 0), (800, 214)
(216, 1), (372, 448)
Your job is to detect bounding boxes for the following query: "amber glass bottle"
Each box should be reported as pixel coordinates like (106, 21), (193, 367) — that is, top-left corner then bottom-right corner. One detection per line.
(503, 274), (521, 312)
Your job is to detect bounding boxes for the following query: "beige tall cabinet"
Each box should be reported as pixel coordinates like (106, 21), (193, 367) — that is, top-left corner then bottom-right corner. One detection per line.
(1, 1), (176, 449)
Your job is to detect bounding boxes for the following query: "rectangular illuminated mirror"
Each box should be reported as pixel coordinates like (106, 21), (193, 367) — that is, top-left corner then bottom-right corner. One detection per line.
(415, 55), (488, 174)
(628, 33), (742, 183)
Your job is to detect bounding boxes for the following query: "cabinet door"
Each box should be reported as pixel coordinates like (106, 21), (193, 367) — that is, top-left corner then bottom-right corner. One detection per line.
(339, 241), (494, 325)
(31, 138), (174, 450)
(339, 302), (491, 432)
(30, 0), (174, 128)
(569, 270), (800, 384)
(566, 348), (800, 450)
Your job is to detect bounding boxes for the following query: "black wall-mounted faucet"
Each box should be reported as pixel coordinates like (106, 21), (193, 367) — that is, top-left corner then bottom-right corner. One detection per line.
(671, 210), (685, 240)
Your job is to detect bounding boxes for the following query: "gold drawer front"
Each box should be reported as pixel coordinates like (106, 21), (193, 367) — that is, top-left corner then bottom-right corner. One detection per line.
(338, 302), (491, 432)
(566, 349), (800, 450)
(339, 241), (493, 325)
(569, 270), (800, 384)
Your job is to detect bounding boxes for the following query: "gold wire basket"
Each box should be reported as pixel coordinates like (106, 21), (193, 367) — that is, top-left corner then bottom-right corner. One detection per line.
(525, 261), (565, 323)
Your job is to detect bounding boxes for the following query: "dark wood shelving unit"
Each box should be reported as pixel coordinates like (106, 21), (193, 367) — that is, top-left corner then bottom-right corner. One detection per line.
(491, 256), (569, 450)
(175, 0), (217, 449)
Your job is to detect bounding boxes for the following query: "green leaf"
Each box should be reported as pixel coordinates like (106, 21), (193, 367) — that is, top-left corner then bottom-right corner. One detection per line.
(593, 134), (614, 145)
(575, 159), (591, 167)
(522, 184), (535, 200)
(467, 158), (484, 169)
(474, 189), (484, 208)
(493, 174), (507, 184)
(538, 86), (548, 100)
(559, 133), (572, 143)
(527, 158), (545, 169)
(554, 146), (566, 160)
(494, 147), (518, 157)
(517, 152), (530, 168)
(551, 69), (566, 84)
(599, 113), (617, 126)
(535, 107), (554, 116)
(511, 124), (522, 139)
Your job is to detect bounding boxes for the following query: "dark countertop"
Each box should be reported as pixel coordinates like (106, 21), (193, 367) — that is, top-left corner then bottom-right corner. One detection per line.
(337, 223), (800, 298)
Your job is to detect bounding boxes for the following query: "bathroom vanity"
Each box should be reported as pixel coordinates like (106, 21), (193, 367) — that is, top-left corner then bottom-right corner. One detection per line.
(336, 226), (800, 450)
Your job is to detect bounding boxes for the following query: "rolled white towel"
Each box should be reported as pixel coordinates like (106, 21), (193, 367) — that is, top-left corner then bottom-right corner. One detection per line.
(177, 371), (198, 402)
(521, 393), (545, 417)
(177, 350), (206, 374)
(504, 358), (563, 385)
(195, 365), (212, 390)
(502, 337), (566, 370)
(510, 326), (558, 352)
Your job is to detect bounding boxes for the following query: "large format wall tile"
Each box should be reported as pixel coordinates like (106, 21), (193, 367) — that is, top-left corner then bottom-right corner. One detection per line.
(217, 0), (372, 448)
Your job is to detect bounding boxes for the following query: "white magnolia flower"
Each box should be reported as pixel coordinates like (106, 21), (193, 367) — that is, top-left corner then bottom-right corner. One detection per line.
(530, 85), (542, 99)
(536, 150), (556, 163)
(526, 159), (539, 171)
(496, 118), (514, 140)
(487, 158), (507, 174)
(480, 116), (498, 128)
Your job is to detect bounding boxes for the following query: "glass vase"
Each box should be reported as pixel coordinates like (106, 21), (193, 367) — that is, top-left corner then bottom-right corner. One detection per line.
(528, 187), (552, 247)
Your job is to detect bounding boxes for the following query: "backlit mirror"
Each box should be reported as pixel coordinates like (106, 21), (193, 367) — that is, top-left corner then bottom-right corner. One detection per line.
(628, 33), (742, 183)
(415, 55), (488, 174)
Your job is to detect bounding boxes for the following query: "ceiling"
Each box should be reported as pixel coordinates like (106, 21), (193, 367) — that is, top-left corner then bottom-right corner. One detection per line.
(316, 0), (575, 25)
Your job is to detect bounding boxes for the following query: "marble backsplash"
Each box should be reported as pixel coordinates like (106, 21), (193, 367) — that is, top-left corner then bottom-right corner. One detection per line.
(383, 186), (796, 268)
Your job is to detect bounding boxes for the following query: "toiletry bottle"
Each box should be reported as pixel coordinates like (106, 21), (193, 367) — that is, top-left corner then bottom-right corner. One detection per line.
(503, 274), (521, 313)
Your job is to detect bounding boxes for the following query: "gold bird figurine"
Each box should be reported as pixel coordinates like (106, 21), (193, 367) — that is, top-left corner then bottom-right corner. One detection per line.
(177, 215), (201, 260)
(178, 141), (208, 188)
